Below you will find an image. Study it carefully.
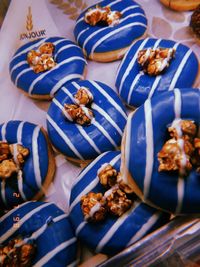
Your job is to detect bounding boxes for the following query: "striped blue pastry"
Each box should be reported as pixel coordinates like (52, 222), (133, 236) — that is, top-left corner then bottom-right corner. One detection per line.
(9, 37), (87, 100)
(116, 38), (199, 108)
(46, 80), (127, 163)
(69, 151), (170, 255)
(0, 201), (77, 266)
(121, 88), (200, 214)
(0, 120), (55, 210)
(74, 0), (147, 62)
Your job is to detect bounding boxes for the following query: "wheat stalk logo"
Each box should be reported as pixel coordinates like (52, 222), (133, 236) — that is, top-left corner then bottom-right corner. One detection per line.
(26, 6), (33, 31)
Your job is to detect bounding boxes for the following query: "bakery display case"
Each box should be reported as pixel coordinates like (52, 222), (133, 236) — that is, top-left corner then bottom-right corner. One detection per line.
(0, 0), (199, 266)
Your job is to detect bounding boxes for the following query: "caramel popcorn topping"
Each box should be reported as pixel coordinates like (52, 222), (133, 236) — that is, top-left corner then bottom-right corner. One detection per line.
(158, 119), (199, 176)
(63, 104), (94, 126)
(0, 237), (36, 267)
(63, 87), (95, 126)
(137, 47), (175, 76)
(27, 42), (56, 73)
(105, 187), (132, 216)
(0, 142), (29, 180)
(74, 87), (93, 106)
(81, 192), (107, 222)
(85, 5), (121, 26)
(98, 164), (118, 188)
(81, 164), (134, 222)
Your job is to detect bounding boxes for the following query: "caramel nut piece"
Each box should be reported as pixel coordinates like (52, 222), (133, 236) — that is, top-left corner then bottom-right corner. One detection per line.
(39, 42), (55, 55)
(81, 192), (107, 222)
(0, 159), (18, 179)
(98, 164), (118, 188)
(74, 87), (93, 106)
(105, 187), (132, 216)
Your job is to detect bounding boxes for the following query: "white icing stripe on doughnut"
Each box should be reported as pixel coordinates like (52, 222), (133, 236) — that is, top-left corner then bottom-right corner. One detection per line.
(61, 86), (75, 102)
(121, 111), (135, 185)
(68, 259), (79, 267)
(168, 49), (192, 91)
(75, 221), (87, 235)
(82, 13), (145, 52)
(92, 120), (117, 147)
(10, 61), (27, 76)
(28, 214), (68, 241)
(33, 238), (77, 267)
(70, 154), (121, 211)
(1, 202), (52, 242)
(73, 152), (110, 186)
(15, 67), (32, 86)
(17, 121), (25, 144)
(148, 76), (162, 99)
(126, 39), (162, 104)
(11, 38), (48, 61)
(50, 73), (84, 97)
(0, 181), (7, 206)
(127, 72), (144, 104)
(1, 122), (7, 141)
(17, 170), (27, 201)
(174, 88), (185, 214)
(77, 125), (101, 154)
(32, 126), (42, 189)
(175, 177), (184, 214)
(47, 114), (84, 160)
(109, 0), (123, 7)
(90, 22), (147, 58)
(143, 100), (154, 199)
(77, 27), (90, 44)
(118, 38), (149, 94)
(174, 88), (181, 118)
(53, 98), (101, 155)
(28, 57), (86, 94)
(121, 5), (139, 14)
(54, 44), (79, 60)
(89, 81), (127, 120)
(1, 202), (32, 223)
(71, 179), (99, 212)
(127, 212), (160, 246)
(95, 201), (140, 253)
(92, 103), (123, 136)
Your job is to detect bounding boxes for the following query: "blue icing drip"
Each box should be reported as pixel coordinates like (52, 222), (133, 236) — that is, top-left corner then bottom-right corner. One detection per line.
(69, 151), (169, 255)
(9, 37), (86, 97)
(47, 80), (127, 160)
(0, 121), (50, 210)
(74, 0), (147, 55)
(116, 38), (199, 108)
(0, 202), (77, 267)
(127, 88), (200, 214)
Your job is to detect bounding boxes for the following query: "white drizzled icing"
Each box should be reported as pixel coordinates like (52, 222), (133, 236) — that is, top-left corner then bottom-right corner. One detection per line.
(62, 108), (73, 122)
(1, 202), (52, 242)
(90, 22), (146, 58)
(47, 114), (84, 160)
(103, 184), (119, 198)
(86, 202), (102, 220)
(143, 100), (154, 200)
(168, 49), (192, 91)
(81, 106), (94, 121)
(97, 163), (110, 176)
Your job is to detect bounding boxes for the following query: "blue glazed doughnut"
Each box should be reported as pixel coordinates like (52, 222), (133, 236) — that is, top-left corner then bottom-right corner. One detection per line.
(121, 88), (200, 214)
(116, 38), (199, 108)
(0, 120), (55, 210)
(0, 201), (77, 266)
(46, 80), (127, 163)
(9, 37), (87, 100)
(74, 0), (147, 62)
(69, 151), (170, 255)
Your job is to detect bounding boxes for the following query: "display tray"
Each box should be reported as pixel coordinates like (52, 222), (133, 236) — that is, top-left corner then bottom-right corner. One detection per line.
(0, 0), (200, 266)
